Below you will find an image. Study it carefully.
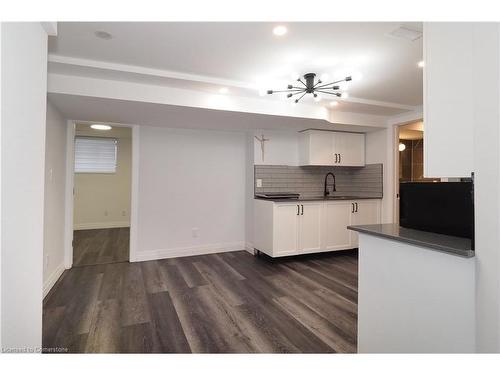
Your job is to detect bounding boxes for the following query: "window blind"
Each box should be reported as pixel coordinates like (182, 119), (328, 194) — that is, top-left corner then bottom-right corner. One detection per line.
(74, 136), (118, 173)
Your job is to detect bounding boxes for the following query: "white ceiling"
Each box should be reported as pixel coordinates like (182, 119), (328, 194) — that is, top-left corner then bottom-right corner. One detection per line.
(48, 93), (383, 133)
(48, 22), (423, 115)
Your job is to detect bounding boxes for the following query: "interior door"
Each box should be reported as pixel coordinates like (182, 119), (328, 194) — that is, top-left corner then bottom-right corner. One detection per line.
(274, 204), (300, 256)
(298, 202), (322, 253)
(323, 201), (353, 251)
(351, 200), (381, 247)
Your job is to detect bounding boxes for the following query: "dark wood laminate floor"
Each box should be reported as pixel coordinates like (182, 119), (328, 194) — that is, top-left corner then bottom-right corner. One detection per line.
(43, 250), (358, 353)
(73, 228), (129, 267)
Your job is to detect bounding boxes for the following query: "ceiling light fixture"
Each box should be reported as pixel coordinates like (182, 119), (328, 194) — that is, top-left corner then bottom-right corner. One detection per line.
(94, 31), (112, 40)
(399, 143), (406, 152)
(219, 87), (229, 94)
(273, 25), (287, 36)
(266, 72), (352, 104)
(418, 60), (425, 68)
(91, 124), (112, 131)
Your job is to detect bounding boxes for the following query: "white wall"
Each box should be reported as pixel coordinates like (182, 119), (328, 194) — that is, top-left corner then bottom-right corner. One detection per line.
(472, 23), (500, 353)
(43, 101), (67, 297)
(358, 234), (475, 353)
(73, 125), (132, 229)
(365, 127), (394, 223)
(134, 126), (246, 261)
(253, 130), (299, 166)
(1, 22), (48, 350)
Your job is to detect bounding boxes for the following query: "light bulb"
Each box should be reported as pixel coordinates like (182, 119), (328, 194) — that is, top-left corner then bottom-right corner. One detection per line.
(341, 92), (349, 99)
(91, 124), (112, 130)
(418, 60), (425, 68)
(352, 72), (363, 81)
(314, 95), (322, 102)
(273, 25), (287, 36)
(399, 143), (406, 152)
(329, 101), (338, 107)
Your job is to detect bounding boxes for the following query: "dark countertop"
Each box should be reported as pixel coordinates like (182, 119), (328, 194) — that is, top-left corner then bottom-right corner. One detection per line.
(348, 223), (474, 258)
(254, 196), (382, 203)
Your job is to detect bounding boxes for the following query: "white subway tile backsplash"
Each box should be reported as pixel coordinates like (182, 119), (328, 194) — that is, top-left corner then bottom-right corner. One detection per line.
(254, 164), (383, 198)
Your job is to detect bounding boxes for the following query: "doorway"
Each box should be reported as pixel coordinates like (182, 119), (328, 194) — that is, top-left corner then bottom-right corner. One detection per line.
(394, 121), (439, 222)
(72, 124), (132, 267)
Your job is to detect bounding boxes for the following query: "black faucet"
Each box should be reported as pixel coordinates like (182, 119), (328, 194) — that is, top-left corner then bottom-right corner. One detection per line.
(324, 172), (337, 196)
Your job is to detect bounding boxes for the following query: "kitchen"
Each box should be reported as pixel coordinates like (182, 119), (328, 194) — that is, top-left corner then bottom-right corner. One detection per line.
(3, 19), (500, 361)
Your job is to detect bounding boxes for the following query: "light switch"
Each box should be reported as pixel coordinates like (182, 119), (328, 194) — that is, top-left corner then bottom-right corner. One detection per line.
(256, 179), (263, 188)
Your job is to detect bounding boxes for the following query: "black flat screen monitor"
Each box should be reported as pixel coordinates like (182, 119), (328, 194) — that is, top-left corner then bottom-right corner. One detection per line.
(399, 181), (474, 244)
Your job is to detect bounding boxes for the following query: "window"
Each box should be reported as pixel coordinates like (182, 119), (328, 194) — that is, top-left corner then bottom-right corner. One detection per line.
(74, 136), (118, 173)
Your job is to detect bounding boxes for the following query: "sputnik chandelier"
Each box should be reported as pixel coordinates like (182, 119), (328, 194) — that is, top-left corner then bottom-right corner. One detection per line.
(267, 72), (351, 104)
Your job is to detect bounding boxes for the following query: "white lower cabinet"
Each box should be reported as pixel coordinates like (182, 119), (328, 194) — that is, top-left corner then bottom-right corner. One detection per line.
(254, 198), (381, 257)
(273, 203), (300, 256)
(298, 202), (323, 254)
(323, 201), (353, 251)
(350, 200), (381, 247)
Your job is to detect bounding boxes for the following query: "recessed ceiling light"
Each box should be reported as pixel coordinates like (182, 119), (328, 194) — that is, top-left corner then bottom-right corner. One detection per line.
(273, 25), (287, 36)
(329, 101), (339, 107)
(219, 87), (229, 94)
(91, 124), (112, 130)
(418, 60), (425, 68)
(94, 31), (112, 40)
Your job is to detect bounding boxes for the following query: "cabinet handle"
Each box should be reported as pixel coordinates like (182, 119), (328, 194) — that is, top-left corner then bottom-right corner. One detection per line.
(334, 153), (338, 163)
(297, 205), (300, 216)
(339, 154), (342, 163)
(355, 202), (358, 212)
(301, 204), (304, 215)
(351, 203), (355, 213)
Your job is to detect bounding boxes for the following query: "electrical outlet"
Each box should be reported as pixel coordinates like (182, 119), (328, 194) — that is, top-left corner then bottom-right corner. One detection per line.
(192, 227), (199, 238)
(256, 179), (263, 188)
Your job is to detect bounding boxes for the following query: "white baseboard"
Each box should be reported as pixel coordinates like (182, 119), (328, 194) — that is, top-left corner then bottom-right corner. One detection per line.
(131, 241), (246, 262)
(245, 242), (255, 254)
(43, 263), (65, 298)
(74, 221), (130, 230)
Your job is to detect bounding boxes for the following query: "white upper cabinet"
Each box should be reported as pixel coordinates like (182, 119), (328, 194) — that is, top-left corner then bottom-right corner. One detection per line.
(299, 130), (365, 167)
(423, 23), (474, 178)
(333, 132), (365, 167)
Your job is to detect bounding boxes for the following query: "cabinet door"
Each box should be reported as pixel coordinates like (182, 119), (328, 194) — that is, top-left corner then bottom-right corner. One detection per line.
(351, 200), (381, 246)
(308, 131), (335, 165)
(273, 204), (300, 256)
(323, 201), (353, 251)
(334, 132), (365, 166)
(298, 202), (323, 253)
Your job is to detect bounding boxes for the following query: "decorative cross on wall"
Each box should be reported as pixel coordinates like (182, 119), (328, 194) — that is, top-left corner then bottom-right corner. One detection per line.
(254, 133), (270, 162)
